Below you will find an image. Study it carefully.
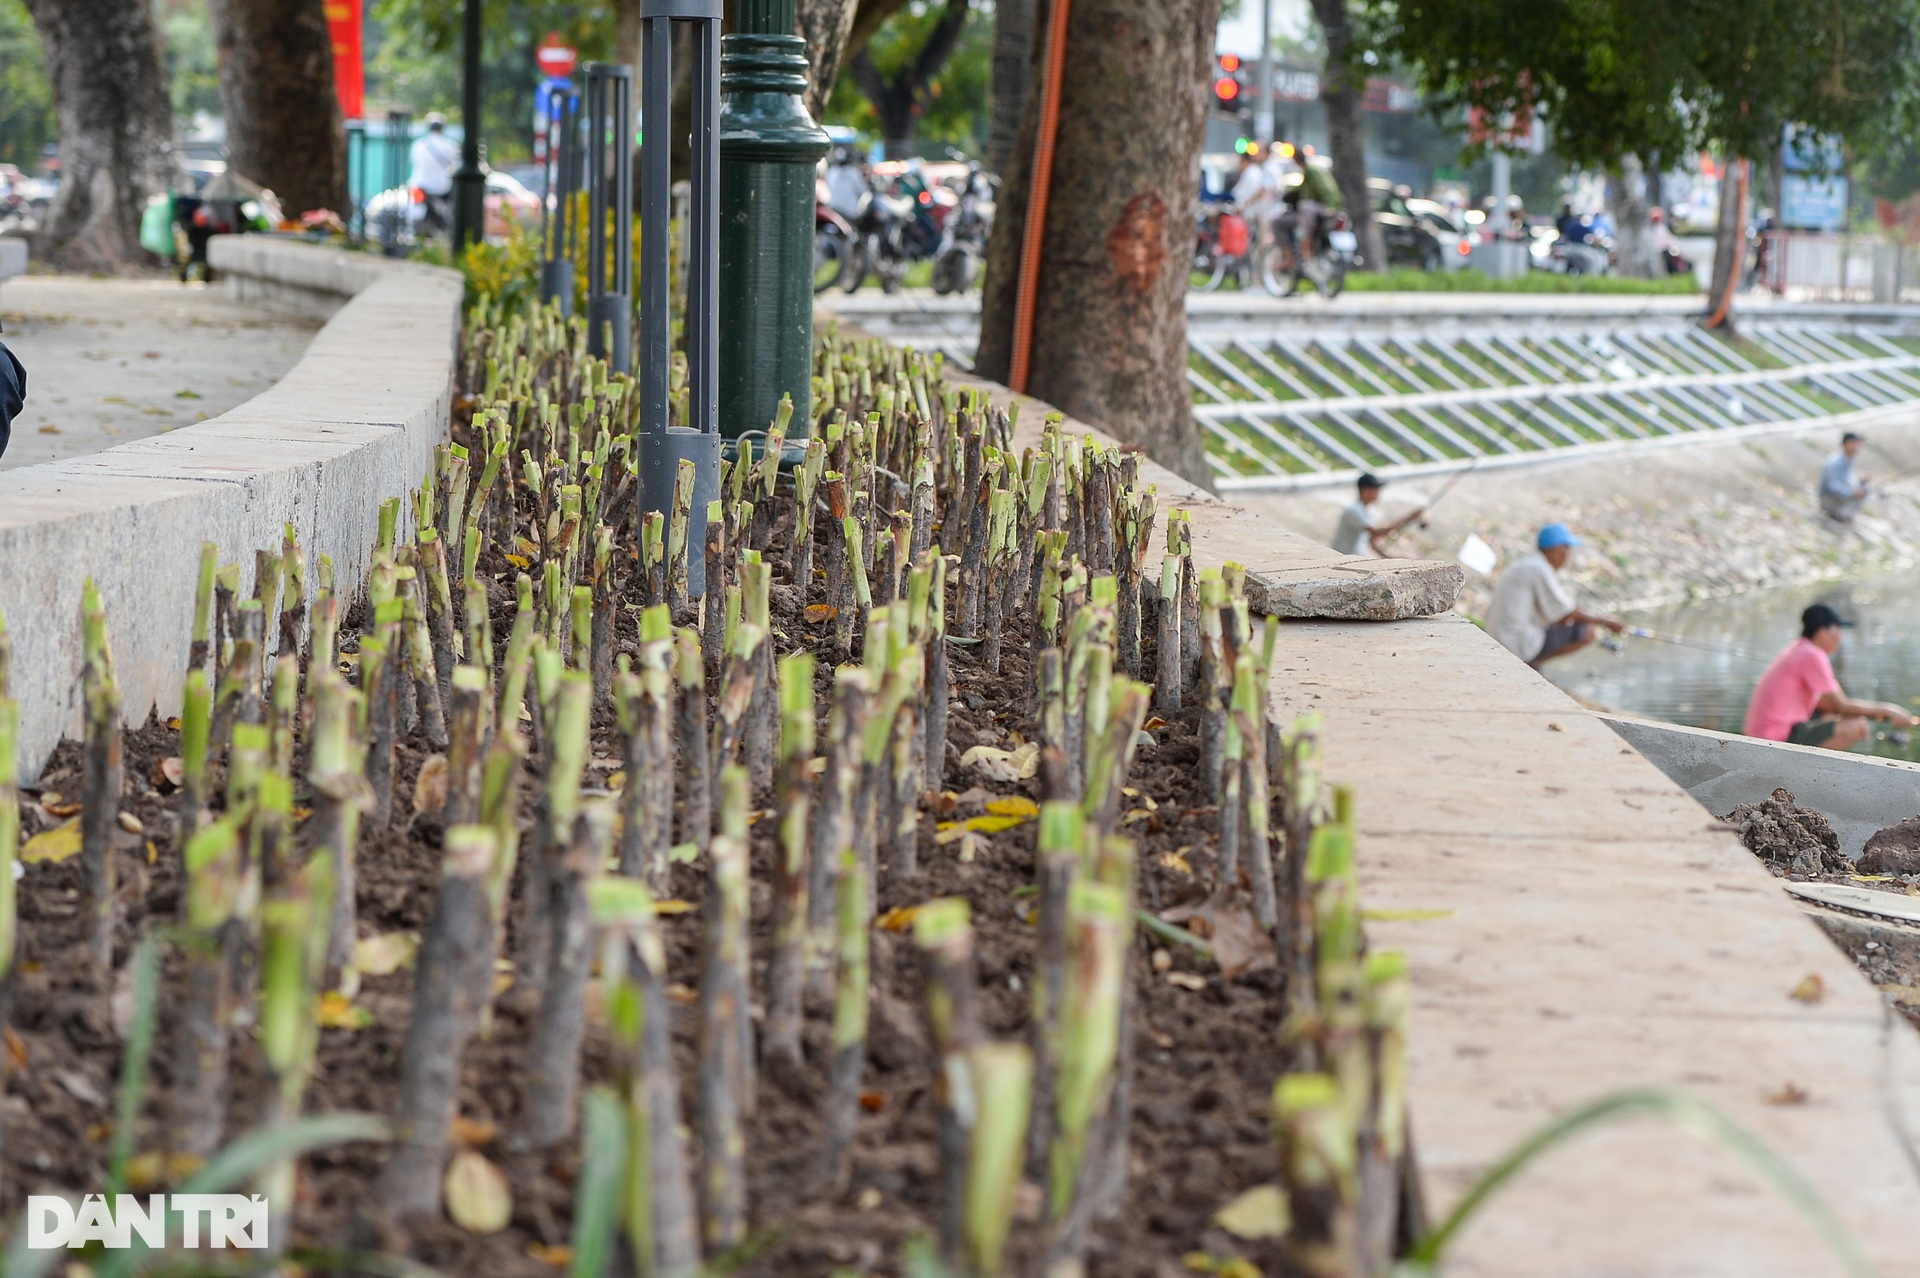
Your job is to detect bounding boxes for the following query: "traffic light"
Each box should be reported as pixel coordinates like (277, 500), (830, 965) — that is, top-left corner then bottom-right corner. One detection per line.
(1213, 54), (1250, 120)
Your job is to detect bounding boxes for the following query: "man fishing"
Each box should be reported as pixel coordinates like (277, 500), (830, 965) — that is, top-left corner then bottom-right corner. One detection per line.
(1485, 523), (1626, 668)
(1819, 431), (1868, 523)
(1744, 604), (1915, 749)
(1331, 473), (1425, 557)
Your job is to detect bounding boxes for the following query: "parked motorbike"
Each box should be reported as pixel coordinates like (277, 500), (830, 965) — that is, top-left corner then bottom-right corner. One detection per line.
(815, 200), (856, 294)
(842, 185), (937, 294)
(931, 161), (995, 295)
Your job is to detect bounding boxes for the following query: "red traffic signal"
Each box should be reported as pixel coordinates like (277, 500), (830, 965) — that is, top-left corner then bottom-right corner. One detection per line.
(1219, 53), (1241, 72)
(1214, 76), (1241, 102)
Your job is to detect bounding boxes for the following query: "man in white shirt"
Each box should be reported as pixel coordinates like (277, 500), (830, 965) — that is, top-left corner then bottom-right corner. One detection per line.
(1230, 150), (1269, 212)
(1819, 431), (1867, 523)
(1485, 523), (1626, 667)
(1331, 473), (1424, 557)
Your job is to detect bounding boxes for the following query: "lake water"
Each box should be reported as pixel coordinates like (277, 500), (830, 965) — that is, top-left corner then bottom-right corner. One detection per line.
(1546, 570), (1920, 762)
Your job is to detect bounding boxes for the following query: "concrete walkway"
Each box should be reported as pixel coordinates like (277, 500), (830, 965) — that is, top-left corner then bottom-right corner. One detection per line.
(0, 277), (317, 471)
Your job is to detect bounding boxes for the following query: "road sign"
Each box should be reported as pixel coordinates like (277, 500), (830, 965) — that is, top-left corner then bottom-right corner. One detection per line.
(537, 35), (577, 79)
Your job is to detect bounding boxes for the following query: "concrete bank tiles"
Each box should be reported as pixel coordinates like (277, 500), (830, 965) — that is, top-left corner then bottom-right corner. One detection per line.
(0, 238), (460, 777)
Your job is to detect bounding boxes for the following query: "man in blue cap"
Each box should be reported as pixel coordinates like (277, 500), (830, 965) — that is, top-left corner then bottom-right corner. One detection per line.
(1485, 523), (1625, 668)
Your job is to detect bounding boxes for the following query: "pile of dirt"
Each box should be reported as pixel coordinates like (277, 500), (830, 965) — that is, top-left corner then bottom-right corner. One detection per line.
(1720, 787), (1845, 878)
(1859, 816), (1920, 878)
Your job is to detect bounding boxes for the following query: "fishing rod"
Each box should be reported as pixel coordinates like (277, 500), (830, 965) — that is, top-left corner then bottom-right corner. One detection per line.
(1415, 456), (1482, 529)
(1597, 625), (1769, 663)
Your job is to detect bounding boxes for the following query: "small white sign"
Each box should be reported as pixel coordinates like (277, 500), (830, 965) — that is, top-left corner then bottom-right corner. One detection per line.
(27, 1194), (270, 1250)
(1456, 533), (1498, 576)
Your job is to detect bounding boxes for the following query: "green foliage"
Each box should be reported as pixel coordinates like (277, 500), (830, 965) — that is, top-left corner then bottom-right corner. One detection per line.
(1346, 266), (1700, 294)
(0, 0), (52, 170)
(158, 0), (222, 124)
(825, 1), (992, 156)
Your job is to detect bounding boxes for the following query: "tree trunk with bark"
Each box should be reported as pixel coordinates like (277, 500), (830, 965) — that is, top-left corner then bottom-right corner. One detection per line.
(975, 0), (1217, 487)
(1608, 154), (1656, 278)
(208, 0), (344, 218)
(1705, 157), (1748, 331)
(1307, 0), (1385, 273)
(986, 0), (1033, 176)
(797, 0), (863, 118)
(22, 0), (175, 270)
(848, 0), (970, 160)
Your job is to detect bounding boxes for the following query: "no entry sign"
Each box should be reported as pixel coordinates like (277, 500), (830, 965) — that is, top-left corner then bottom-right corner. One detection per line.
(536, 35), (577, 79)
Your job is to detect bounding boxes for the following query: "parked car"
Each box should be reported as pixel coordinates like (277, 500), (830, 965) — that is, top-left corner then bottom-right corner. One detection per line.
(1368, 181), (1466, 272)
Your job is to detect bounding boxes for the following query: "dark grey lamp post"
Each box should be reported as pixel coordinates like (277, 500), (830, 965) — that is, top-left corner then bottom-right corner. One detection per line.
(449, 0), (486, 252)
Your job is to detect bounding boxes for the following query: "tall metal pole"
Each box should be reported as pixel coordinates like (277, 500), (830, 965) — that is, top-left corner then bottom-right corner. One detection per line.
(450, 0), (486, 251)
(1255, 0), (1274, 150)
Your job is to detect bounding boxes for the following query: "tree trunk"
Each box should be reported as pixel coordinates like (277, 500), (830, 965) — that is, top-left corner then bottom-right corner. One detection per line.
(1705, 157), (1748, 331)
(986, 0), (1033, 176)
(797, 0), (863, 119)
(1608, 154), (1656, 278)
(975, 0), (1216, 488)
(1308, 0), (1384, 273)
(22, 0), (175, 270)
(208, 0), (344, 218)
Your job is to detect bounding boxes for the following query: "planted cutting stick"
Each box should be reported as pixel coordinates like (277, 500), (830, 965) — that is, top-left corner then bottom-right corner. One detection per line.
(914, 898), (981, 1265)
(383, 825), (500, 1217)
(885, 643), (925, 877)
(420, 529), (458, 713)
(741, 554), (776, 784)
(172, 816), (243, 1157)
(1280, 713), (1326, 1011)
(212, 598), (264, 748)
(177, 668), (213, 839)
(1154, 555), (1183, 713)
(909, 450), (935, 563)
(444, 665), (489, 828)
(399, 569), (450, 749)
(79, 581), (121, 982)
(463, 575), (490, 677)
(522, 799), (613, 1148)
(1232, 657), (1280, 934)
(1083, 679), (1150, 835)
(591, 525), (617, 704)
(1027, 803), (1079, 1173)
(1274, 1071), (1361, 1278)
(1197, 573), (1228, 801)
(666, 458), (697, 623)
(593, 878), (704, 1278)
(521, 671), (591, 999)
(358, 632), (397, 827)
(965, 1043), (1033, 1278)
(1087, 835), (1138, 1222)
(764, 652), (816, 1072)
(674, 627), (711, 847)
(310, 675), (370, 990)
(806, 669), (870, 999)
(818, 848), (869, 1188)
(497, 573), (537, 736)
(711, 622), (763, 779)
(700, 767), (754, 1249)
(640, 510), (667, 608)
(1043, 879), (1127, 1273)
(837, 516), (870, 662)
(789, 439), (828, 608)
(702, 499), (728, 685)
(258, 851), (333, 1217)
(923, 551), (950, 783)
(981, 489), (1017, 673)
(617, 606), (675, 889)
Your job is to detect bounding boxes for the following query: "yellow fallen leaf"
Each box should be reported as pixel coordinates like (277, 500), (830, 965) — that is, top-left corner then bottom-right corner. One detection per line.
(1122, 809), (1153, 826)
(1166, 972), (1207, 991)
(653, 899), (696, 915)
(1143, 716), (1168, 732)
(985, 796), (1039, 818)
(314, 992), (373, 1030)
(1160, 849), (1192, 875)
(1789, 974), (1824, 1004)
(124, 1151), (205, 1191)
(1850, 875), (1894, 883)
(444, 1149), (513, 1234)
(934, 822), (969, 846)
(355, 931), (421, 977)
(526, 1243), (571, 1267)
(1183, 1252), (1262, 1278)
(22, 819), (82, 864)
(504, 553), (531, 570)
(146, 840), (157, 865)
(876, 905), (921, 933)
(291, 806), (312, 824)
(607, 770), (627, 791)
(165, 716), (183, 731)
(1213, 1184), (1289, 1240)
(965, 814), (1028, 834)
(117, 811), (143, 835)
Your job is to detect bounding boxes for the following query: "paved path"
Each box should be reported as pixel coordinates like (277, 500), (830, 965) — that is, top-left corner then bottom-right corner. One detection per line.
(0, 277), (317, 471)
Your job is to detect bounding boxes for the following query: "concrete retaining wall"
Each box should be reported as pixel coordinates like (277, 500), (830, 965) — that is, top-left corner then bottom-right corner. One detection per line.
(0, 238), (461, 779)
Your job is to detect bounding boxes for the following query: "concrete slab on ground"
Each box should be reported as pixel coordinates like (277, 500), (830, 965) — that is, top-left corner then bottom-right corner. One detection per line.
(0, 276), (317, 471)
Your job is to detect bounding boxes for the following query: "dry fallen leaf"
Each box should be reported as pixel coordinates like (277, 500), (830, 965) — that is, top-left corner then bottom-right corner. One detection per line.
(805, 603), (836, 623)
(451, 1115), (499, 1149)
(1142, 716), (1168, 732)
(1789, 974), (1824, 1004)
(355, 931), (421, 977)
(985, 796), (1039, 819)
(117, 812), (143, 835)
(4, 1027), (26, 1070)
(124, 1151), (206, 1191)
(526, 1243), (571, 1267)
(960, 741), (1041, 783)
(857, 1088), (886, 1113)
(1160, 849), (1193, 875)
(965, 814), (1029, 835)
(1151, 949), (1172, 973)
(152, 757), (185, 790)
(164, 716), (183, 731)
(41, 798), (81, 819)
(444, 1149), (513, 1234)
(21, 819), (82, 864)
(1212, 1184), (1290, 1240)
(653, 899), (696, 915)
(1766, 1082), (1811, 1106)
(855, 1187), (883, 1211)
(1162, 892), (1271, 978)
(314, 992), (373, 1030)
(876, 905), (921, 933)
(413, 754), (450, 815)
(667, 982), (698, 1003)
(504, 553), (531, 570)
(1166, 972), (1207, 991)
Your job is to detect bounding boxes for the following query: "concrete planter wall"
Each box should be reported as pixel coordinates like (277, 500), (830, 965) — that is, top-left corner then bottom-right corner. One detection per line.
(0, 238), (462, 780)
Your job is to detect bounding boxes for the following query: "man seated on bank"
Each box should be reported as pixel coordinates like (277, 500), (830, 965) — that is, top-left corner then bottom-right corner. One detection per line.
(1743, 603), (1916, 749)
(1819, 431), (1868, 523)
(1485, 523), (1626, 668)
(1331, 472), (1425, 557)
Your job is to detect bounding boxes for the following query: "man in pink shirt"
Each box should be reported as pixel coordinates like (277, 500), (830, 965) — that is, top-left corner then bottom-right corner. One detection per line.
(1743, 605), (1916, 749)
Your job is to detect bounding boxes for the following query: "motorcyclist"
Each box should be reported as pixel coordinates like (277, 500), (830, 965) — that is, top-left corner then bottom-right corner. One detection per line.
(1280, 144), (1342, 252)
(824, 146), (870, 221)
(408, 113), (460, 233)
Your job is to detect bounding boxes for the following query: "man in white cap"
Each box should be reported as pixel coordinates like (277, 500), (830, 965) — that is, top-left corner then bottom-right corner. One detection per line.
(1485, 523), (1625, 668)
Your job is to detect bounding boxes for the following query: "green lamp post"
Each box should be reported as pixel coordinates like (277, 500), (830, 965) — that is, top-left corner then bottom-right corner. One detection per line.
(717, 0), (831, 449)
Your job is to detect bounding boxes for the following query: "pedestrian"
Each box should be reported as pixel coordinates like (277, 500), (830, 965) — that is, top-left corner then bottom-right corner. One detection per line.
(1819, 431), (1868, 523)
(1484, 523), (1626, 668)
(1742, 604), (1915, 749)
(0, 319), (23, 460)
(408, 113), (460, 233)
(1330, 472), (1424, 557)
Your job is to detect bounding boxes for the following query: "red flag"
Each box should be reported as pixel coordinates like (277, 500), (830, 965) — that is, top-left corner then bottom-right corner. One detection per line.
(326, 0), (364, 120)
